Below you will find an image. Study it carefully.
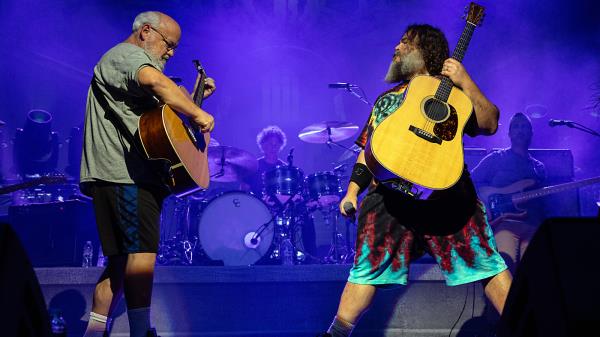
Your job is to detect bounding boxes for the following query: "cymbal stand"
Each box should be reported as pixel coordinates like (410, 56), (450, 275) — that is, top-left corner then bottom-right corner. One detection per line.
(341, 213), (356, 263)
(210, 148), (226, 179)
(324, 127), (362, 154)
(320, 205), (345, 264)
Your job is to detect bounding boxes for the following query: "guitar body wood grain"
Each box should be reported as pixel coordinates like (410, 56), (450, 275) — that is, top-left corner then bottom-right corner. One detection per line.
(366, 75), (473, 190)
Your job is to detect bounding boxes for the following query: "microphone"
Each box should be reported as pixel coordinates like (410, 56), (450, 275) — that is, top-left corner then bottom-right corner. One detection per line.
(343, 201), (356, 217)
(287, 148), (295, 166)
(548, 119), (573, 127)
(328, 82), (357, 89)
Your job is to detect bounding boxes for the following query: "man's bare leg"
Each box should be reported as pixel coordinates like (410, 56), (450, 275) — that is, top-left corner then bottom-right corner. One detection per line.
(83, 255), (127, 337)
(326, 282), (377, 337)
(483, 269), (513, 314)
(123, 253), (157, 337)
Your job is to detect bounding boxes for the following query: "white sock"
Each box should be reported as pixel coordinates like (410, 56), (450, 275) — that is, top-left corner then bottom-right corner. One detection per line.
(128, 307), (152, 337)
(83, 312), (110, 337)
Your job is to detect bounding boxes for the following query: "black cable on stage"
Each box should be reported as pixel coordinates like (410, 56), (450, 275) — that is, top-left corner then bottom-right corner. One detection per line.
(448, 283), (470, 337)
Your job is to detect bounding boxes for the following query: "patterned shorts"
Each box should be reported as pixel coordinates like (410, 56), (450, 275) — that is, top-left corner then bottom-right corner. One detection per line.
(348, 184), (507, 286)
(87, 182), (168, 256)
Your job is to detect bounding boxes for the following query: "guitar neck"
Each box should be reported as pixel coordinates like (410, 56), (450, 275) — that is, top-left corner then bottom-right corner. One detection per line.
(191, 60), (206, 108)
(512, 176), (600, 203)
(436, 22), (477, 102)
(0, 176), (66, 195)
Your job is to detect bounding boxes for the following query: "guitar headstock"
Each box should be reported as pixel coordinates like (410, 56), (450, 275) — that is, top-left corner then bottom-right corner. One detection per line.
(464, 2), (485, 27)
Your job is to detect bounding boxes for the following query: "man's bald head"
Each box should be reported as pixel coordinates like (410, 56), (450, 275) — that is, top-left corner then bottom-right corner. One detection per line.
(129, 11), (181, 68)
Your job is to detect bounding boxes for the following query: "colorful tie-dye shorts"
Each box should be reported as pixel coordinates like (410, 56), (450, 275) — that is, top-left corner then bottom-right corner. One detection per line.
(348, 185), (507, 286)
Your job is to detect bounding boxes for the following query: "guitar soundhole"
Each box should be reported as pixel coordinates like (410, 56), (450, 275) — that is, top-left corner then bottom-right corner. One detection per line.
(424, 98), (449, 122)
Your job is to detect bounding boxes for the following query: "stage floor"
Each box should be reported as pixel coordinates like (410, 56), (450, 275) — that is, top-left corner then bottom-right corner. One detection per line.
(37, 264), (491, 337)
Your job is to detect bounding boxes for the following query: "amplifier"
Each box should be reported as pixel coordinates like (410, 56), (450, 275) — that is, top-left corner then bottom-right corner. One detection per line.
(8, 199), (97, 267)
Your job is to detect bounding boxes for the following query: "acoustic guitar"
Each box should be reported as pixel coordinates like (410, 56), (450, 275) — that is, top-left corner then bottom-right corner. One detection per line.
(365, 2), (485, 190)
(138, 60), (211, 197)
(479, 176), (600, 221)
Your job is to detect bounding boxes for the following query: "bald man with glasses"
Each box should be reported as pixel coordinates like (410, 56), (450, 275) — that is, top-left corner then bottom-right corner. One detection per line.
(80, 11), (215, 337)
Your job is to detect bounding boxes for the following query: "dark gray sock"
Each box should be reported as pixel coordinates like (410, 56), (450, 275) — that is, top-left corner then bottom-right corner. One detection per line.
(327, 316), (355, 337)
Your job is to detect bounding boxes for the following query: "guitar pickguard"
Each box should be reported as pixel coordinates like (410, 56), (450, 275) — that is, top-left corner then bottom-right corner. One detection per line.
(433, 104), (458, 141)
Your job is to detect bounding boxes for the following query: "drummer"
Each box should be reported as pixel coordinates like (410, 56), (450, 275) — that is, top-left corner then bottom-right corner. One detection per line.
(242, 125), (318, 262)
(244, 125), (288, 196)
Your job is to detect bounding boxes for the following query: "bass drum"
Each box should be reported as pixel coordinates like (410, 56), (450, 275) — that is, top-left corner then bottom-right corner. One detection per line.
(197, 191), (273, 266)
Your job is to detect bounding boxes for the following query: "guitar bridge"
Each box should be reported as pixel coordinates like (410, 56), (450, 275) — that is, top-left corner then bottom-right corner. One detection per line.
(409, 125), (442, 145)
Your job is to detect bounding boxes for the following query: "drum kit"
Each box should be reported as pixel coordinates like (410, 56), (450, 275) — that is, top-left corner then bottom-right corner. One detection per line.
(157, 121), (362, 266)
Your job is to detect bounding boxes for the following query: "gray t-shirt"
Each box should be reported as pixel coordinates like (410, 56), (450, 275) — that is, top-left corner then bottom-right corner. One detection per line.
(80, 43), (163, 186)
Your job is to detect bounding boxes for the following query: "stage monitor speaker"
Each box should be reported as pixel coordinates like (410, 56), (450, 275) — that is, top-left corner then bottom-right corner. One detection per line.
(0, 223), (52, 337)
(497, 217), (600, 337)
(8, 200), (97, 267)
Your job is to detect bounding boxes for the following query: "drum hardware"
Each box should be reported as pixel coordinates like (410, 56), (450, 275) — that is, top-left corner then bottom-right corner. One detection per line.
(158, 195), (199, 265)
(316, 204), (355, 264)
(197, 191), (273, 266)
(158, 136), (364, 266)
(208, 145), (258, 183)
(336, 144), (362, 163)
(251, 189), (306, 265)
(305, 172), (342, 208)
(262, 165), (304, 204)
(298, 121), (359, 144)
(157, 234), (198, 266)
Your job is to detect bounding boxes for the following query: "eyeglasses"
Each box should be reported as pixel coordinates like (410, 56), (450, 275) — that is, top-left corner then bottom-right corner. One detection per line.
(149, 26), (178, 51)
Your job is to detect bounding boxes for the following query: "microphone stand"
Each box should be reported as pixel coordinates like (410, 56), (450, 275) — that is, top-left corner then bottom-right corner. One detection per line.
(343, 85), (373, 108)
(563, 121), (600, 138)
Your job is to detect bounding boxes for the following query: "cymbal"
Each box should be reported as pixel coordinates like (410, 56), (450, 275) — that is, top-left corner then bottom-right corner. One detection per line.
(208, 146), (257, 182)
(208, 137), (220, 147)
(298, 121), (359, 143)
(0, 120), (5, 126)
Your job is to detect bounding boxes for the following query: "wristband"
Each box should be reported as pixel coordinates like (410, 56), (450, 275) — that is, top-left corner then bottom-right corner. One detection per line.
(350, 163), (373, 192)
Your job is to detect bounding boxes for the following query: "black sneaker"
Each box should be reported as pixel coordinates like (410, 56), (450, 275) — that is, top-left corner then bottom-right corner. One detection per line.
(146, 328), (161, 337)
(316, 333), (332, 337)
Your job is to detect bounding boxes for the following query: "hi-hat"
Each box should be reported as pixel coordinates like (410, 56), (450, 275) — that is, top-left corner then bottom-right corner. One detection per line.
(298, 121), (359, 144)
(208, 145), (257, 182)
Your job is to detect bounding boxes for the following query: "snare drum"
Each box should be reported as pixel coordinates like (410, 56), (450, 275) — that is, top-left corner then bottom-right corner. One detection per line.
(263, 165), (304, 203)
(305, 172), (342, 207)
(197, 191), (273, 266)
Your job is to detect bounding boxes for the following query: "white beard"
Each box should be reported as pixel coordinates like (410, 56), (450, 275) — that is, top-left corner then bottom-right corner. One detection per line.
(384, 49), (426, 83)
(143, 41), (166, 71)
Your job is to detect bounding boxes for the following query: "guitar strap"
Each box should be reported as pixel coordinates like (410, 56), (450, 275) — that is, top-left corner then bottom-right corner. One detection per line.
(89, 79), (172, 188)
